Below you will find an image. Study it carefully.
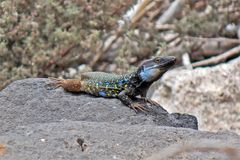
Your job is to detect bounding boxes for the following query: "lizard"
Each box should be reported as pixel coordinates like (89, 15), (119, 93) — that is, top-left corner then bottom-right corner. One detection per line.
(49, 56), (176, 112)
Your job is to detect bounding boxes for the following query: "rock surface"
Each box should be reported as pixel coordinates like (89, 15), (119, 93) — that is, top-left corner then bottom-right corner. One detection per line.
(152, 59), (240, 133)
(0, 78), (197, 133)
(1, 121), (240, 160)
(0, 78), (240, 160)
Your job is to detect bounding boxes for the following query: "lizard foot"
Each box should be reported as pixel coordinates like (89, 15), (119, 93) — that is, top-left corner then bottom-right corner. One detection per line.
(47, 77), (65, 89)
(141, 98), (161, 107)
(130, 103), (149, 113)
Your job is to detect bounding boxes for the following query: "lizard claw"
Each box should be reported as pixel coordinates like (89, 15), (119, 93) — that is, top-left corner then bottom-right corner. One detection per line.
(130, 103), (149, 113)
(46, 77), (65, 89)
(142, 98), (161, 107)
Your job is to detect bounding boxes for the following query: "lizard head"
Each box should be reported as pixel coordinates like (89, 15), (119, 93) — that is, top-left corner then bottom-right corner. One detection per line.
(138, 56), (176, 82)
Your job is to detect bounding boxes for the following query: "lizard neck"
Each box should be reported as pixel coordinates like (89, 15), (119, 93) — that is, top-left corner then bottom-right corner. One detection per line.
(123, 68), (158, 87)
(125, 70), (153, 97)
(122, 71), (140, 85)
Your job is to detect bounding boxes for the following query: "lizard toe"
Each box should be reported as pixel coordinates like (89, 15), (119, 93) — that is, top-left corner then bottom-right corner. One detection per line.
(142, 98), (161, 107)
(130, 103), (149, 113)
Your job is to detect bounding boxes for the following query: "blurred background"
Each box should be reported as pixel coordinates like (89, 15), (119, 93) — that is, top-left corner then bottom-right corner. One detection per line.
(0, 0), (239, 133)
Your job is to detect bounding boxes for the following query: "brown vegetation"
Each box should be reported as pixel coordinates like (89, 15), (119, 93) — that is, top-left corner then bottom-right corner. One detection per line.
(0, 0), (239, 90)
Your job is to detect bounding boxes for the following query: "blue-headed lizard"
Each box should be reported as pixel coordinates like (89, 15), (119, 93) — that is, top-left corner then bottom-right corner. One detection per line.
(49, 56), (176, 112)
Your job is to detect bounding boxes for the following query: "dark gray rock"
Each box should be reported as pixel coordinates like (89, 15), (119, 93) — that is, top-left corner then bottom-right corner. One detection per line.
(0, 78), (197, 133)
(0, 78), (240, 160)
(0, 121), (240, 160)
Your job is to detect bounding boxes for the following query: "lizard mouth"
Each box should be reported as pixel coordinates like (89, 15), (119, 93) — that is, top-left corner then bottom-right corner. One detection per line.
(138, 56), (176, 82)
(138, 56), (176, 73)
(158, 56), (176, 69)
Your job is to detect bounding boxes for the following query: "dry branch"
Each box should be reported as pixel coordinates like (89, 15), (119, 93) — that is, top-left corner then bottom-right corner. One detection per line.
(90, 0), (156, 67)
(186, 37), (240, 57)
(163, 37), (240, 61)
(155, 24), (175, 31)
(130, 0), (154, 27)
(192, 45), (240, 67)
(238, 25), (240, 39)
(156, 0), (186, 25)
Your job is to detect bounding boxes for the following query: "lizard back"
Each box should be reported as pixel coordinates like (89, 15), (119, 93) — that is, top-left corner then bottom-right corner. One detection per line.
(80, 72), (135, 97)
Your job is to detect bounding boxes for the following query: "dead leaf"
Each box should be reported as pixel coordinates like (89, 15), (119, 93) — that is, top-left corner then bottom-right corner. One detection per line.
(0, 144), (6, 156)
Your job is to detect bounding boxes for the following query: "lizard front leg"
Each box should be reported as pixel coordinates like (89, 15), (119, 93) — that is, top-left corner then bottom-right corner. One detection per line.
(140, 97), (161, 107)
(139, 92), (161, 107)
(48, 77), (82, 92)
(118, 89), (149, 112)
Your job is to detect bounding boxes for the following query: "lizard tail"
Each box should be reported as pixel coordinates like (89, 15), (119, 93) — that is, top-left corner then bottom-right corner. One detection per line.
(48, 77), (82, 92)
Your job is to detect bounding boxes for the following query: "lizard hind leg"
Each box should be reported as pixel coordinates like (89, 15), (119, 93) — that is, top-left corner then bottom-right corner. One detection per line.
(48, 77), (82, 92)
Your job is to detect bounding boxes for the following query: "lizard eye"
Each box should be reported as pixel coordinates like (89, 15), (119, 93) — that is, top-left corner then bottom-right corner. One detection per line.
(154, 58), (161, 63)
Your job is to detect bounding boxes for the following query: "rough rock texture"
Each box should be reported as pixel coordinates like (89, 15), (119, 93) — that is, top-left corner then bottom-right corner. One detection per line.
(0, 78), (197, 133)
(0, 78), (240, 160)
(1, 121), (240, 160)
(152, 59), (240, 133)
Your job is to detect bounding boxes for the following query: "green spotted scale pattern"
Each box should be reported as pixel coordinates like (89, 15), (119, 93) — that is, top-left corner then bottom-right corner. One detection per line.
(81, 72), (136, 97)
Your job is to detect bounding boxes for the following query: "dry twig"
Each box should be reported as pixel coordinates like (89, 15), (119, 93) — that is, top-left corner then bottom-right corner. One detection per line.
(192, 45), (240, 67)
(0, 144), (6, 156)
(90, 0), (156, 68)
(156, 0), (186, 25)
